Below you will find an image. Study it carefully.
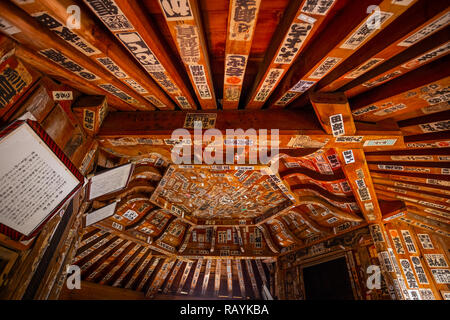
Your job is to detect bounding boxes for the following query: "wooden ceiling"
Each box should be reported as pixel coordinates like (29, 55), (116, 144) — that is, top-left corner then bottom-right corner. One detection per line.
(1, 0), (447, 111)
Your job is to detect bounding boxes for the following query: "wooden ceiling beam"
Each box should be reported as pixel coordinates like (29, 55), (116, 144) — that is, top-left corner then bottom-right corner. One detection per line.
(255, 259), (267, 286)
(162, 259), (184, 294)
(404, 206), (450, 229)
(349, 58), (450, 122)
(123, 251), (153, 289)
(98, 110), (406, 151)
(274, 218), (304, 246)
(235, 260), (246, 298)
(214, 259), (222, 297)
(157, 0), (217, 109)
(397, 110), (450, 136)
(368, 162), (450, 175)
(226, 259), (233, 297)
(74, 235), (118, 268)
(257, 225), (280, 254)
(336, 148), (383, 222)
(13, 40), (135, 111)
(390, 102), (450, 122)
(374, 186), (450, 214)
(370, 171), (450, 190)
(222, 0), (261, 109)
(177, 260), (194, 294)
(146, 258), (176, 297)
(309, 91), (356, 136)
(291, 208), (333, 235)
(0, 1), (154, 110)
(343, 27), (450, 98)
(188, 258), (203, 295)
(97, 241), (138, 284)
(82, 239), (127, 280)
(399, 213), (450, 237)
(372, 176), (450, 198)
(10, 0), (176, 110)
(265, 0), (415, 109)
(201, 259), (212, 295)
(277, 222), (368, 257)
(111, 246), (148, 287)
(86, 240), (133, 283)
(403, 131), (450, 149)
(365, 148), (450, 162)
(83, 0), (197, 110)
(136, 257), (161, 292)
(244, 0), (338, 109)
(244, 259), (260, 299)
(317, 2), (450, 93)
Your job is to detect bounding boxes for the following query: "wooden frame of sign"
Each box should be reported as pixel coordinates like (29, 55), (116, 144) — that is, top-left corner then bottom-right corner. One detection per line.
(0, 119), (84, 240)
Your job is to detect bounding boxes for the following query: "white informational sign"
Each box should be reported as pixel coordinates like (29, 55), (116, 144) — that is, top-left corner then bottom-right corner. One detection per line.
(85, 202), (118, 226)
(0, 122), (81, 236)
(88, 163), (133, 200)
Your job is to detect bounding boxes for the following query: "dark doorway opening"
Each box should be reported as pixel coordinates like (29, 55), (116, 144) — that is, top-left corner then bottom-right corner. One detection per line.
(303, 257), (354, 300)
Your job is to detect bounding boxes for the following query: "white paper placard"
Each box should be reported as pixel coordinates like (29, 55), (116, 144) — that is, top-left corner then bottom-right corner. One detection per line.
(85, 202), (117, 226)
(0, 123), (81, 236)
(88, 163), (133, 200)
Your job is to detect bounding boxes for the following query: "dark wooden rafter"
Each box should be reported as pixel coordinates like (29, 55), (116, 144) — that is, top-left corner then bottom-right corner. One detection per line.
(375, 185), (450, 213)
(403, 131), (450, 149)
(110, 246), (148, 287)
(123, 250), (153, 289)
(188, 258), (203, 295)
(136, 257), (161, 292)
(244, 259), (260, 299)
(97, 241), (138, 284)
(234, 260), (246, 297)
(162, 259), (184, 294)
(255, 259), (267, 285)
(176, 260), (194, 294)
(214, 259), (222, 297)
(146, 258), (176, 297)
(74, 235), (119, 268)
(226, 258), (232, 297)
(82, 239), (128, 280)
(200, 259), (212, 295)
